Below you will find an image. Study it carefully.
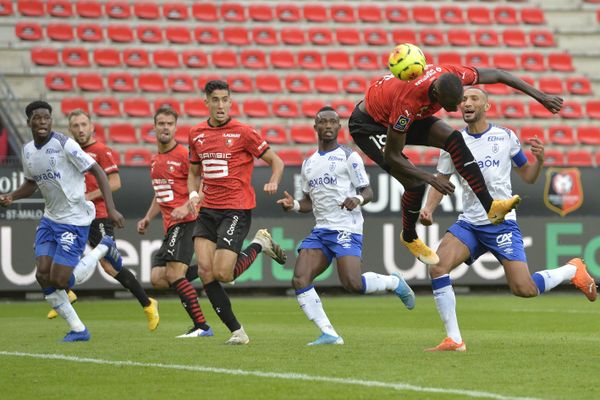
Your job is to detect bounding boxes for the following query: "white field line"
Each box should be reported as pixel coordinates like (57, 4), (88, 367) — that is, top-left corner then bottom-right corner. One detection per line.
(509, 308), (600, 315)
(0, 351), (540, 400)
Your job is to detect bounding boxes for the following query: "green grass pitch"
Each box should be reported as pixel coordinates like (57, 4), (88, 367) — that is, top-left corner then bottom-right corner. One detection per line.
(0, 293), (597, 400)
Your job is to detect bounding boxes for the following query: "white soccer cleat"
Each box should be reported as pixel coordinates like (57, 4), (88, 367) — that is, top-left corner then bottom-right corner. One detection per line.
(225, 326), (250, 345)
(251, 229), (287, 265)
(176, 326), (214, 338)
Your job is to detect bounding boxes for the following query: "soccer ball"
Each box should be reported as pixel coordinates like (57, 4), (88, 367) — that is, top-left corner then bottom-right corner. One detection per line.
(388, 43), (427, 81)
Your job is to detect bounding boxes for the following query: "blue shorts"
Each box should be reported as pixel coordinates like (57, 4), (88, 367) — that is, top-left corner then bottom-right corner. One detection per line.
(34, 217), (90, 268)
(448, 219), (527, 265)
(298, 228), (363, 266)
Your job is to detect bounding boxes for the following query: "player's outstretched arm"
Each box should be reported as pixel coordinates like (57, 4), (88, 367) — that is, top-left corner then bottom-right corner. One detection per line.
(0, 179), (38, 207)
(515, 136), (545, 184)
(89, 163), (124, 228)
(260, 149), (284, 195)
(420, 174), (451, 226)
(476, 68), (563, 113)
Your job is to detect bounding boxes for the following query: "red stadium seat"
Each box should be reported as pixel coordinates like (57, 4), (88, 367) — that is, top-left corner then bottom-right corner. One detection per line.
(465, 52), (489, 68)
(46, 72), (74, 91)
(62, 47), (90, 67)
(123, 97), (152, 117)
(272, 99), (299, 118)
(18, 0), (44, 16)
(548, 53), (574, 72)
(290, 125), (317, 144)
(437, 52), (462, 65)
(521, 8), (545, 25)
(93, 122), (106, 143)
(195, 26), (219, 44)
(331, 4), (356, 23)
(336, 28), (361, 46)
(309, 28), (334, 46)
(285, 74), (311, 93)
(358, 4), (382, 23)
(475, 29), (499, 47)
(260, 125), (288, 144)
(467, 7), (492, 25)
(314, 75), (340, 94)
(502, 29), (527, 47)
(76, 1), (102, 18)
(270, 50), (295, 69)
(137, 25), (163, 44)
(566, 77), (592, 95)
(153, 49), (180, 68)
(577, 126), (600, 145)
(255, 74), (282, 93)
(184, 99), (209, 117)
(325, 51), (351, 70)
(162, 3), (188, 20)
(440, 6), (464, 24)
(107, 25), (134, 43)
(94, 48), (121, 67)
(342, 75), (367, 94)
(447, 29), (471, 47)
(77, 72), (104, 91)
(276, 148), (304, 166)
(501, 100), (526, 119)
(301, 100), (326, 118)
(494, 6), (518, 25)
(47, 23), (74, 42)
(212, 50), (237, 69)
(420, 29), (445, 47)
(93, 97), (121, 117)
(123, 148), (152, 167)
(61, 97), (88, 115)
(134, 2), (159, 19)
(391, 29), (416, 45)
(530, 30), (555, 47)
(275, 4), (300, 22)
(521, 53), (546, 72)
(228, 74), (253, 93)
(540, 149), (565, 166)
(413, 6), (438, 24)
(281, 28), (306, 45)
(353, 51), (380, 70)
(243, 99), (270, 118)
(385, 5), (409, 23)
(192, 3), (218, 21)
(174, 124), (192, 144)
(138, 72), (165, 92)
(221, 2), (245, 22)
(182, 50), (208, 68)
(223, 26), (250, 46)
(47, 0), (72, 17)
(240, 50), (267, 69)
(106, 1), (131, 19)
(298, 51), (324, 70)
(77, 24), (104, 42)
(108, 123), (137, 144)
(526, 101), (554, 119)
(548, 125), (576, 145)
(565, 150), (593, 167)
(166, 26), (192, 44)
(559, 101), (583, 119)
(303, 4), (327, 22)
(248, 4), (273, 22)
(485, 83), (511, 95)
(492, 53), (518, 70)
(140, 123), (156, 143)
(519, 125), (545, 143)
(538, 76), (563, 94)
(154, 98), (180, 115)
(422, 149), (440, 167)
(331, 100), (354, 118)
(589, 100), (600, 119)
(16, 22), (43, 41)
(252, 27), (278, 46)
(0, 0), (12, 15)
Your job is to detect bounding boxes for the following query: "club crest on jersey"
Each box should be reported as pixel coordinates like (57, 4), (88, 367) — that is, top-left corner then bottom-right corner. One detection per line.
(393, 115), (411, 132)
(492, 143), (500, 154)
(544, 167), (583, 217)
(225, 138), (234, 147)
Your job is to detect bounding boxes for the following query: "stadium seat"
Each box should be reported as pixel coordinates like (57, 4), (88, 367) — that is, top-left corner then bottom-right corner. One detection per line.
(277, 148), (304, 166)
(195, 26), (219, 44)
(494, 6), (518, 25)
(255, 74), (282, 93)
(331, 100), (354, 118)
(154, 98), (180, 114)
(285, 74), (311, 93)
(420, 29), (445, 47)
(276, 4), (300, 22)
(314, 75), (339, 94)
(290, 125), (317, 144)
(281, 28), (306, 46)
(212, 50), (237, 69)
(303, 4), (326, 22)
(437, 52), (462, 64)
(47, 23), (74, 42)
(548, 53), (574, 72)
(16, 22), (43, 41)
(559, 101), (583, 119)
(133, 2), (159, 19)
(502, 29), (527, 47)
(413, 6), (438, 24)
(272, 99), (299, 118)
(92, 97), (121, 117)
(123, 97), (152, 117)
(341, 75), (366, 94)
(298, 51), (324, 70)
(166, 26), (192, 44)
(309, 28), (334, 46)
(223, 26), (250, 46)
(240, 50), (267, 69)
(106, 1), (131, 19)
(577, 126), (600, 145)
(270, 50), (295, 69)
(77, 24), (104, 42)
(76, 1), (102, 18)
(162, 3), (188, 20)
(501, 100), (525, 119)
(62, 47), (90, 67)
(527, 101), (554, 119)
(108, 123), (137, 144)
(228, 74), (253, 93)
(518, 125), (545, 143)
(447, 29), (471, 47)
(0, 0), (12, 15)
(172, 124), (190, 144)
(107, 25), (134, 43)
(538, 76), (563, 94)
(77, 72), (105, 91)
(260, 125), (288, 144)
(485, 83), (511, 95)
(565, 150), (593, 167)
(140, 123), (156, 143)
(475, 29), (499, 47)
(437, 6), (462, 25)
(252, 27), (278, 46)
(243, 99), (270, 118)
(548, 125), (575, 145)
(520, 53), (546, 72)
(137, 25), (163, 44)
(331, 4), (356, 23)
(94, 48), (121, 67)
(182, 50), (208, 68)
(530, 30), (555, 47)
(184, 98), (209, 117)
(93, 122), (106, 143)
(540, 149), (564, 166)
(467, 7), (492, 25)
(248, 4), (273, 21)
(45, 72), (73, 91)
(153, 49), (180, 68)
(325, 51), (351, 70)
(138, 72), (165, 92)
(566, 77), (592, 95)
(18, 0), (44, 16)
(336, 28), (361, 46)
(385, 5), (409, 23)
(521, 8), (545, 25)
(465, 52), (489, 67)
(61, 97), (88, 115)
(123, 148), (152, 167)
(492, 53), (518, 70)
(229, 102), (241, 118)
(192, 3), (218, 21)
(353, 51), (380, 70)
(358, 4), (382, 23)
(221, 2), (245, 22)
(422, 148), (440, 167)
(301, 100), (326, 118)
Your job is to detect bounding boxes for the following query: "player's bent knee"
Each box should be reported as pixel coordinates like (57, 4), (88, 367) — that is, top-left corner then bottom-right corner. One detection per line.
(292, 275), (311, 291)
(213, 268), (233, 283)
(428, 264), (451, 279)
(510, 283), (538, 298)
(35, 270), (50, 286)
(342, 280), (363, 294)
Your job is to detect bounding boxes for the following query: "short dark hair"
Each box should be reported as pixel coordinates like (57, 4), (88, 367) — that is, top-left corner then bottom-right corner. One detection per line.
(437, 73), (463, 100)
(204, 80), (230, 96)
(25, 101), (52, 120)
(154, 106), (179, 124)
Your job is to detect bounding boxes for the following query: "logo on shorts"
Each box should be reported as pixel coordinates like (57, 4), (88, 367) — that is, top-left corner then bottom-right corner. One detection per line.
(393, 115), (411, 132)
(227, 215), (239, 236)
(496, 232), (513, 254)
(60, 231), (77, 252)
(223, 237), (233, 246)
(336, 230), (352, 249)
(544, 168), (583, 217)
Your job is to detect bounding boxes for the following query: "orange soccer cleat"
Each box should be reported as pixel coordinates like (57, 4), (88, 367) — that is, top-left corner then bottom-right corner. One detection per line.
(569, 258), (597, 302)
(425, 337), (466, 352)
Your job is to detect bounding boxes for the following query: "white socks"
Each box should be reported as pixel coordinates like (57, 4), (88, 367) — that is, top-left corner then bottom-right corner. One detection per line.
(45, 290), (85, 332)
(432, 275), (462, 344)
(361, 272), (399, 293)
(73, 243), (109, 285)
(532, 263), (577, 294)
(296, 286), (338, 337)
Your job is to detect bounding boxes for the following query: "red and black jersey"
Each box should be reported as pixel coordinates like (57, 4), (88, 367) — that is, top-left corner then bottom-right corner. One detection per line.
(365, 64), (478, 133)
(150, 144), (195, 233)
(81, 141), (119, 219)
(188, 118), (269, 210)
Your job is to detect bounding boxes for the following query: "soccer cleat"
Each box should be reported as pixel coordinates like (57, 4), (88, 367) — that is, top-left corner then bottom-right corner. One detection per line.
(176, 326), (214, 338)
(143, 298), (160, 331)
(225, 326), (250, 345)
(425, 337), (466, 352)
(392, 272), (415, 310)
(62, 327), (90, 342)
(400, 231), (439, 264)
(252, 229), (287, 265)
(307, 333), (344, 346)
(569, 258), (597, 302)
(487, 195), (521, 225)
(100, 235), (123, 270)
(47, 290), (77, 319)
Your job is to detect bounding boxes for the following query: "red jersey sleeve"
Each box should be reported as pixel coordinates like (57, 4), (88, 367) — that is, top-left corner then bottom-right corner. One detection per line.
(444, 64), (479, 86)
(97, 145), (119, 174)
(188, 127), (201, 164)
(244, 126), (270, 159)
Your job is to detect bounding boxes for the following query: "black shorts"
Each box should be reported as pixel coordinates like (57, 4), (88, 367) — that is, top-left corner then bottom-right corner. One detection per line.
(348, 102), (440, 168)
(152, 221), (196, 268)
(88, 218), (114, 247)
(192, 208), (252, 254)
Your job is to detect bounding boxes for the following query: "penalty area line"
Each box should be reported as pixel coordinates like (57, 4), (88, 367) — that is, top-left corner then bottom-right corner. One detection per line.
(0, 350), (539, 400)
